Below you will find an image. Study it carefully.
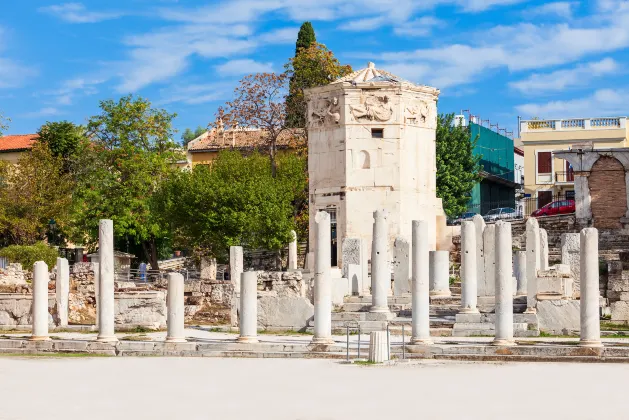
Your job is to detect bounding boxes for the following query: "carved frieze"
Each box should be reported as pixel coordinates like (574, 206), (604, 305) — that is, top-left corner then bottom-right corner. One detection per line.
(405, 99), (436, 128)
(309, 96), (341, 128)
(349, 94), (393, 123)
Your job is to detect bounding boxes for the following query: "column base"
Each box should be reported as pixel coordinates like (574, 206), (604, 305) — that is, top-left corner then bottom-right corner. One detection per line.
(96, 335), (119, 343)
(523, 307), (537, 314)
(237, 336), (259, 344)
(491, 339), (516, 346)
(165, 337), (187, 343)
(369, 306), (390, 314)
(410, 337), (433, 345)
(29, 336), (51, 341)
(310, 337), (335, 345)
(579, 339), (603, 348)
(458, 307), (479, 314)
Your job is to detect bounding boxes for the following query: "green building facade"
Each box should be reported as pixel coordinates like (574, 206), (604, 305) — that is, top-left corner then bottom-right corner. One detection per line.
(468, 122), (517, 216)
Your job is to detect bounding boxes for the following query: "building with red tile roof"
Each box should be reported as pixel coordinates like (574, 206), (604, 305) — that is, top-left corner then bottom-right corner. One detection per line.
(0, 134), (39, 163)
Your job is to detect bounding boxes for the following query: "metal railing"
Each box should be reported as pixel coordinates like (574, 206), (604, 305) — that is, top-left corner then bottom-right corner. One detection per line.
(555, 171), (575, 183)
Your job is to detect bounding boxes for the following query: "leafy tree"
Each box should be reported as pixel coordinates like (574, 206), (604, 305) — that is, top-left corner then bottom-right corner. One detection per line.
(295, 21), (316, 55)
(214, 73), (296, 177)
(72, 95), (179, 269)
(0, 242), (59, 268)
(0, 144), (74, 246)
(0, 111), (9, 136)
(37, 121), (86, 173)
(157, 151), (306, 261)
(285, 42), (352, 128)
(181, 126), (206, 147)
(436, 113), (481, 218)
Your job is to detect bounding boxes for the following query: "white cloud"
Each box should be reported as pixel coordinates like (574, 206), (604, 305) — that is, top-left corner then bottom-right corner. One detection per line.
(157, 83), (230, 105)
(526, 2), (578, 19)
(394, 17), (443, 37)
(458, 0), (528, 12)
(21, 107), (62, 118)
(0, 58), (38, 89)
(258, 27), (299, 44)
(42, 76), (107, 105)
(510, 58), (619, 94)
(339, 17), (387, 31)
(216, 59), (274, 76)
(38, 3), (125, 23)
(516, 89), (628, 118)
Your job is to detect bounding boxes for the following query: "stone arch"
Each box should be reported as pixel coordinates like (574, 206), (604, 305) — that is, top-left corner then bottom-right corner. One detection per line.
(589, 156), (627, 229)
(358, 150), (370, 169)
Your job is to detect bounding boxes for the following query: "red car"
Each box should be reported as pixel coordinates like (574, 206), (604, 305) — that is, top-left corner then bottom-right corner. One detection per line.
(531, 199), (575, 217)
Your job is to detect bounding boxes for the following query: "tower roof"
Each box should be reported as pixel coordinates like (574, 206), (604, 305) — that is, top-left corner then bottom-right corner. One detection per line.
(332, 62), (413, 85)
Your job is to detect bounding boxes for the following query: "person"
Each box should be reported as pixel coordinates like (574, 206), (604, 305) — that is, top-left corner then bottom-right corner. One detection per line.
(139, 262), (147, 283)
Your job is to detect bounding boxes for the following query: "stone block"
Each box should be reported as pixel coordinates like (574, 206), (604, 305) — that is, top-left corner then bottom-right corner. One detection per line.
(184, 281), (201, 293)
(611, 301), (629, 322)
(392, 237), (410, 295)
(257, 296), (314, 330)
(331, 277), (350, 305)
(536, 299), (580, 334)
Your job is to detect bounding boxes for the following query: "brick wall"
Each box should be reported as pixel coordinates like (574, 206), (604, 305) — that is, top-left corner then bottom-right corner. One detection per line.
(589, 156), (627, 229)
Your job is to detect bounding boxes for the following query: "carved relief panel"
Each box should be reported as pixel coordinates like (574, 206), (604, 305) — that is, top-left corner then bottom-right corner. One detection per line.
(308, 95), (342, 128)
(349, 92), (393, 123)
(404, 98), (436, 129)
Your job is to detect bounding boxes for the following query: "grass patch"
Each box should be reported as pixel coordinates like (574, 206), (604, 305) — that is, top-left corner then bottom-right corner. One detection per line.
(120, 334), (152, 341)
(468, 334), (493, 338)
(258, 329), (313, 336)
(353, 360), (377, 366)
(601, 322), (629, 331)
(539, 331), (578, 338)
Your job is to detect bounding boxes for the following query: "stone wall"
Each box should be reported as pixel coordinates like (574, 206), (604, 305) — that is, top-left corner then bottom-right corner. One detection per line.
(607, 252), (629, 322)
(0, 264), (26, 287)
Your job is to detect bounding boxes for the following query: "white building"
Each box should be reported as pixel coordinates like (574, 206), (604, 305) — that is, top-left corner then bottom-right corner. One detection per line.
(305, 62), (447, 268)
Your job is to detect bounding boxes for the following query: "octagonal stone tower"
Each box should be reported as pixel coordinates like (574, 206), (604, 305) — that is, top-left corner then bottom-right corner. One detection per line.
(306, 62), (444, 269)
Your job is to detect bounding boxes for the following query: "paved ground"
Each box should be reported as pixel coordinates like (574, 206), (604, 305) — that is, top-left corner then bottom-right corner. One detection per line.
(0, 357), (626, 420)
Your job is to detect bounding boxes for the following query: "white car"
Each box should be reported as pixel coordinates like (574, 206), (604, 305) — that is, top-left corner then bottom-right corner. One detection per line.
(482, 207), (518, 222)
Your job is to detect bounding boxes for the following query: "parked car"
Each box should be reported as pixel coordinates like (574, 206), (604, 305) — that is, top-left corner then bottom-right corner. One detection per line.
(448, 212), (477, 225)
(483, 207), (518, 222)
(531, 199), (575, 217)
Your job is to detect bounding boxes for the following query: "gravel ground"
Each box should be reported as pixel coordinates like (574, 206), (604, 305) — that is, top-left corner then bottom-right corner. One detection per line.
(0, 357), (626, 420)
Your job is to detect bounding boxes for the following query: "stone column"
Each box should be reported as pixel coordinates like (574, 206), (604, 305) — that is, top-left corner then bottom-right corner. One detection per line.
(370, 210), (390, 313)
(238, 271), (259, 343)
(514, 251), (527, 296)
(166, 273), (186, 343)
(525, 218), (540, 314)
(460, 221), (479, 313)
(429, 251), (451, 297)
(93, 262), (100, 328)
(368, 331), (389, 363)
(472, 215), (486, 298)
(575, 175), (592, 223)
(55, 257), (69, 328)
(97, 219), (117, 343)
(31, 261), (50, 341)
(540, 229), (549, 271)
(493, 221), (515, 346)
(288, 230), (298, 270)
(411, 220), (432, 344)
(393, 236), (410, 295)
(481, 225), (496, 297)
(580, 228), (602, 347)
(312, 211), (334, 344)
(230, 246), (243, 293)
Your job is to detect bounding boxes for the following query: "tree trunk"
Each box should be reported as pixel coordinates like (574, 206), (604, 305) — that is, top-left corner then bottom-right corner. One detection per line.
(142, 238), (160, 271)
(270, 138), (277, 178)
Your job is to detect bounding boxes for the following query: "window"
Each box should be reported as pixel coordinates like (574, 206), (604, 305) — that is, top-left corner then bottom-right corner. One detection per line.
(371, 128), (384, 138)
(566, 190), (575, 200)
(537, 152), (552, 174)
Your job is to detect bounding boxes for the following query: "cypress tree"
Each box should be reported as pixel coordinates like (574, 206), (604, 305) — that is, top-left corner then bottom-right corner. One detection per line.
(295, 22), (316, 55)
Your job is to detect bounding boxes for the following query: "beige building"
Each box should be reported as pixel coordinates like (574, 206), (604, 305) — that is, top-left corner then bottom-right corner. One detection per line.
(0, 134), (38, 163)
(520, 117), (628, 210)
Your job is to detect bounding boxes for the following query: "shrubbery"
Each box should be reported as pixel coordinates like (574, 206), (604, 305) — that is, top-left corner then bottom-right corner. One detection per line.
(0, 242), (58, 269)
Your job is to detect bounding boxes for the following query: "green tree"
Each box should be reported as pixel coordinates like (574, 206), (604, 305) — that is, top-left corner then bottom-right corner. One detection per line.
(436, 113), (481, 218)
(157, 151), (306, 261)
(72, 95), (179, 269)
(181, 126), (206, 147)
(0, 144), (74, 246)
(37, 121), (86, 173)
(0, 111), (9, 136)
(285, 42), (353, 128)
(295, 21), (316, 55)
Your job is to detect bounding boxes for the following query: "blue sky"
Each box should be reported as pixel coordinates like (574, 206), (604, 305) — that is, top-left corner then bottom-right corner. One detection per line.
(1, 0), (628, 139)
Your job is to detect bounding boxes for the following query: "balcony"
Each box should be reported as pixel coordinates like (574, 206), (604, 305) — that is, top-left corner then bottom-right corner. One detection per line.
(521, 117), (627, 133)
(555, 171), (574, 183)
